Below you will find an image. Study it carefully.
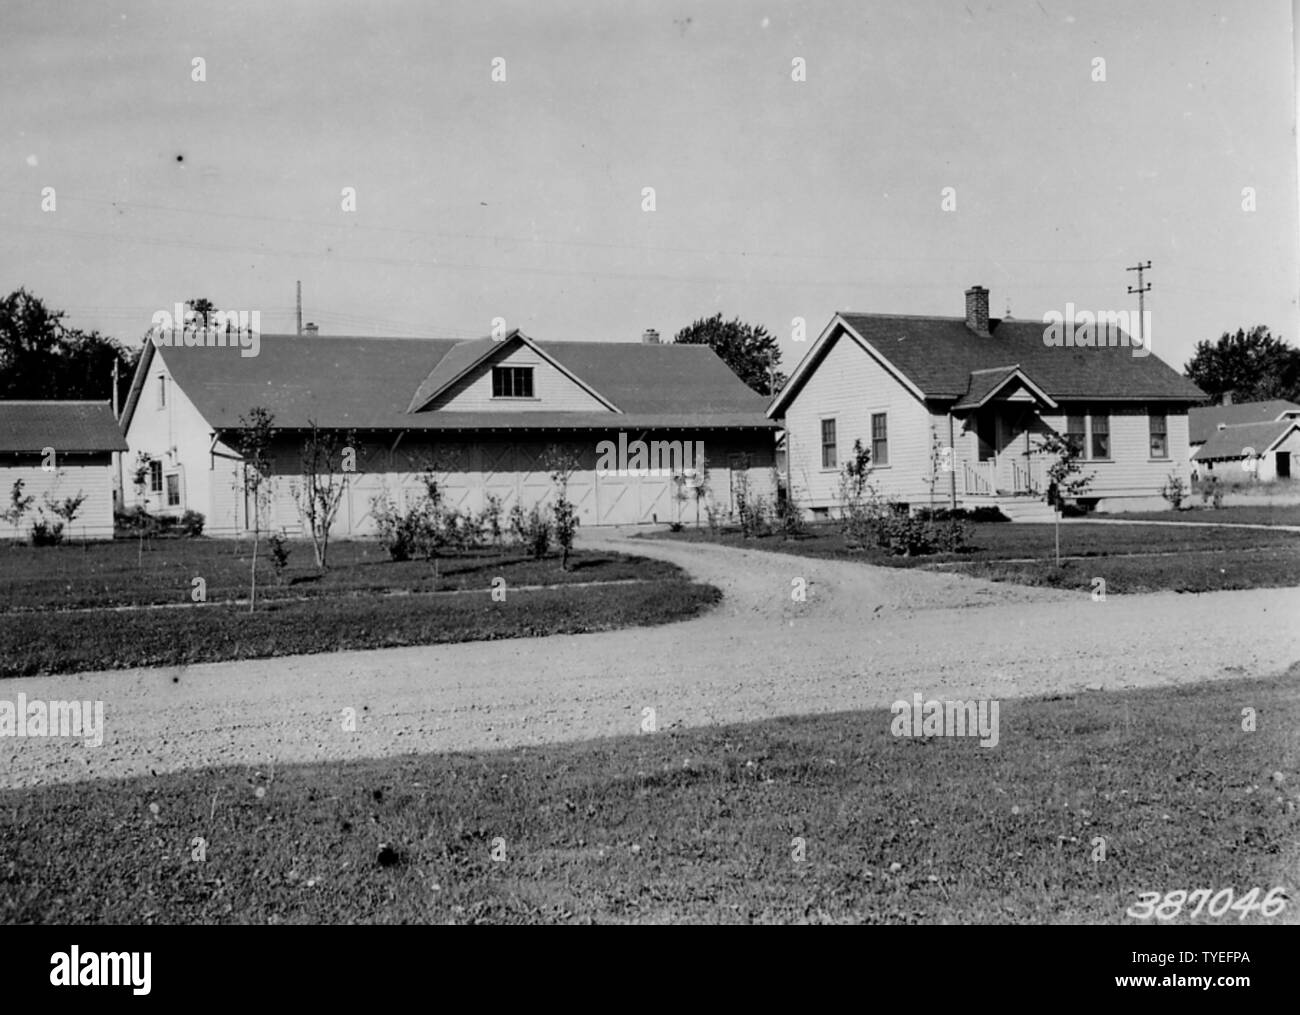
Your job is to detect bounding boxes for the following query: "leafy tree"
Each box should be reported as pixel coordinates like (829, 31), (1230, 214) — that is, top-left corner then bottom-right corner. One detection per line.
(0, 288), (137, 404)
(673, 313), (785, 396)
(1033, 431), (1094, 567)
(237, 408), (277, 612)
(1184, 326), (1300, 403)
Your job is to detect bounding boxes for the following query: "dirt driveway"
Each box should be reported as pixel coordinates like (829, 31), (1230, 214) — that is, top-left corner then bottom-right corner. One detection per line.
(4, 528), (1297, 788)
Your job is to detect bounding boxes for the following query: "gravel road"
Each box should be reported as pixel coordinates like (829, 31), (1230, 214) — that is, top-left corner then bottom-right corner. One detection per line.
(3, 528), (1297, 788)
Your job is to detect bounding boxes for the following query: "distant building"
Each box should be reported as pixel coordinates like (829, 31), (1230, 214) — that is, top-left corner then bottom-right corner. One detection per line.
(768, 285), (1207, 517)
(120, 327), (777, 534)
(0, 401), (126, 540)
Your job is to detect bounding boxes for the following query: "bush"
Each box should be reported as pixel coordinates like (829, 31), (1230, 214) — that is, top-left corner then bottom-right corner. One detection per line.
(777, 491), (807, 539)
(1200, 474), (1224, 509)
(180, 509), (206, 536)
(1159, 473), (1187, 510)
(267, 530), (291, 582)
(913, 506), (1007, 524)
(478, 495), (504, 547)
(29, 519), (64, 547)
(372, 496), (424, 562)
(509, 502), (552, 560)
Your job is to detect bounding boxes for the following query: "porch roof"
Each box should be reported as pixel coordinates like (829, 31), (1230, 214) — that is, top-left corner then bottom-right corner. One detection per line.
(952, 365), (1058, 411)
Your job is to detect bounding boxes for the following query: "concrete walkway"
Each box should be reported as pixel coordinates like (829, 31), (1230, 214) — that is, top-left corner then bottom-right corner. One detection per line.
(2, 526), (1297, 788)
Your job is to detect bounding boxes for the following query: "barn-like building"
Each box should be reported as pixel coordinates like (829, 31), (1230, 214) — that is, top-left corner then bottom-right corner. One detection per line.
(120, 328), (777, 535)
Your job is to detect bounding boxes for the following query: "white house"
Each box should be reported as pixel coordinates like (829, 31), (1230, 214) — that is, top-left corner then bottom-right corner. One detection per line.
(1188, 399), (1300, 481)
(119, 327), (778, 535)
(0, 401), (126, 540)
(767, 286), (1207, 518)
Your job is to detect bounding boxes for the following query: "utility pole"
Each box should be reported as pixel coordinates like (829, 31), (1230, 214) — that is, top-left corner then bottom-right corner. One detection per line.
(1125, 260), (1152, 346)
(296, 280), (303, 336)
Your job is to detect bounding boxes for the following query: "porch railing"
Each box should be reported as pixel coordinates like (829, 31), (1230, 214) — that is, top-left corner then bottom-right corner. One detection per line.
(962, 461), (994, 497)
(1011, 458), (1041, 495)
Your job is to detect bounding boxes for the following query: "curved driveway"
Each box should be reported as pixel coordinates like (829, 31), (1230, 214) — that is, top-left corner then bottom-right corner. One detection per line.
(4, 528), (1297, 788)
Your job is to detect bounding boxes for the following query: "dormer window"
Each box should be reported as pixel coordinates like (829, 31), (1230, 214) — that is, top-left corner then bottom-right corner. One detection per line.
(492, 366), (534, 399)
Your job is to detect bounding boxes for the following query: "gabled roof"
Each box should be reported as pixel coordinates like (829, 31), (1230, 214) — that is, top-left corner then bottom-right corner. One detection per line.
(770, 313), (1206, 416)
(122, 333), (774, 433)
(406, 331), (620, 413)
(1188, 399), (1300, 444)
(952, 365), (1058, 411)
(0, 401), (127, 453)
(1193, 420), (1300, 462)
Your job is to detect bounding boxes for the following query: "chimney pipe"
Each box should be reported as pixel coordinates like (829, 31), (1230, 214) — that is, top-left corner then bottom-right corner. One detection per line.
(964, 286), (990, 336)
(302, 322), (319, 335)
(642, 328), (660, 344)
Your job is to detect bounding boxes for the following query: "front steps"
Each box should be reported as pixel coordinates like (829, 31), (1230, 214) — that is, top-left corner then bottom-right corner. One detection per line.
(962, 495), (1058, 523)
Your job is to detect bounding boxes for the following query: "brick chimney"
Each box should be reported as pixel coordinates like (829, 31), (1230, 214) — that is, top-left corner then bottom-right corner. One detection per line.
(641, 328), (660, 344)
(964, 286), (990, 336)
(302, 322), (319, 335)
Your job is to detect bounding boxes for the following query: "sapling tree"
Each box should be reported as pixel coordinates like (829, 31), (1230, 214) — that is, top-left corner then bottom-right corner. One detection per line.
(1034, 430), (1094, 567)
(130, 452), (151, 564)
(543, 444), (581, 570)
(1, 479), (34, 532)
(237, 407), (276, 612)
(295, 421), (357, 571)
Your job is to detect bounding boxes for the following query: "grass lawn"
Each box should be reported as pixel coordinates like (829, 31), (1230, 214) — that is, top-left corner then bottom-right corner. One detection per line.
(648, 522), (1300, 594)
(0, 539), (717, 677)
(0, 538), (683, 613)
(1105, 504), (1300, 527)
(3, 671), (1295, 924)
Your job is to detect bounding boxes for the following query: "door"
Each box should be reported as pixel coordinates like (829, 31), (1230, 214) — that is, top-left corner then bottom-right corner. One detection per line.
(1277, 452), (1291, 479)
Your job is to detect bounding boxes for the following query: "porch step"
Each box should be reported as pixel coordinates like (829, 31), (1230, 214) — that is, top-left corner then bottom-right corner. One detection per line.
(994, 497), (1057, 523)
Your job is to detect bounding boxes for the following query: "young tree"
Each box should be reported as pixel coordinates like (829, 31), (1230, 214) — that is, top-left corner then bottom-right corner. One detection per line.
(1, 479), (34, 532)
(672, 314), (785, 396)
(130, 451), (151, 564)
(1034, 431), (1094, 567)
(237, 408), (277, 611)
(542, 444), (581, 570)
(294, 422), (357, 570)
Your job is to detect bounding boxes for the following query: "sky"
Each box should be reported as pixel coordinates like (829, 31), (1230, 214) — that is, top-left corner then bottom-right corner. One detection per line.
(1, 0), (1296, 380)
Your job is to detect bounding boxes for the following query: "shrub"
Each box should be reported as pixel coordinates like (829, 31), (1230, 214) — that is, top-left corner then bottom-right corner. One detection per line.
(777, 489), (807, 539)
(509, 502), (553, 560)
(1200, 474), (1224, 509)
(478, 495), (504, 548)
(29, 519), (64, 546)
(180, 509), (206, 536)
(913, 506), (1007, 524)
(703, 498), (724, 536)
(1159, 473), (1186, 510)
(267, 530), (291, 582)
(372, 495), (423, 562)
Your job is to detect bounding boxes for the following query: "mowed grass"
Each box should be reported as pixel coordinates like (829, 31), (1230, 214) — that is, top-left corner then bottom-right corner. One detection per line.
(0, 538), (683, 613)
(1, 671), (1295, 925)
(1107, 504), (1300, 527)
(649, 522), (1300, 593)
(0, 540), (718, 677)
